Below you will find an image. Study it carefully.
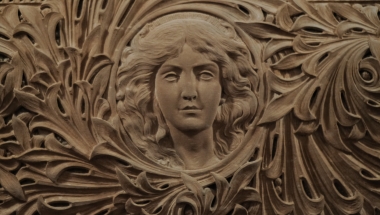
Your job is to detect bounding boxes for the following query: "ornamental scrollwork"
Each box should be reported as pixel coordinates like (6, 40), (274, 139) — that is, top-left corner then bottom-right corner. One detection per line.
(0, 0), (379, 214)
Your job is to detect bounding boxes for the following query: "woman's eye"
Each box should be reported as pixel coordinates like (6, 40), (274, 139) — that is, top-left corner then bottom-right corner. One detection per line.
(164, 72), (178, 81)
(199, 71), (214, 80)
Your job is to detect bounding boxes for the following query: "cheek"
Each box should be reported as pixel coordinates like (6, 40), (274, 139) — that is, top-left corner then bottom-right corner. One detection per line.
(200, 82), (222, 111)
(155, 82), (178, 109)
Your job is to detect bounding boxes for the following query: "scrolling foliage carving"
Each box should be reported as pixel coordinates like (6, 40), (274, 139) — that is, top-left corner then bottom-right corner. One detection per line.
(0, 0), (380, 214)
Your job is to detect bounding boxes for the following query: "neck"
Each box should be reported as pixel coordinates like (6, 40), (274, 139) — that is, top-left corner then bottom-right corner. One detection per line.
(168, 125), (219, 170)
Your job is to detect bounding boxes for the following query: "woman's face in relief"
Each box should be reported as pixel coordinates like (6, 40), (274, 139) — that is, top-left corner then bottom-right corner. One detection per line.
(155, 44), (222, 132)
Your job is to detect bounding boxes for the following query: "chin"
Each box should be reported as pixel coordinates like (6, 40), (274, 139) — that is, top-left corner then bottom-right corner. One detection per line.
(177, 121), (210, 132)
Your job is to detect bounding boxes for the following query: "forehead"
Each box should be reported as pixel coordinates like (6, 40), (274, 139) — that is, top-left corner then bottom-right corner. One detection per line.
(159, 44), (219, 72)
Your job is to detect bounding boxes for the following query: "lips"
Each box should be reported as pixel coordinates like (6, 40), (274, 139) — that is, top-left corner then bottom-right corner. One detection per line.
(181, 105), (200, 110)
(179, 104), (203, 113)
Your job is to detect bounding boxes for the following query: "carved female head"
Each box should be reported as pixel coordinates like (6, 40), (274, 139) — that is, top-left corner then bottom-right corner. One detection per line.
(117, 13), (258, 169)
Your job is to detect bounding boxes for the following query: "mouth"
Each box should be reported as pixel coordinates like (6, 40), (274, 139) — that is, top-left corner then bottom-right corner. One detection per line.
(181, 106), (200, 110)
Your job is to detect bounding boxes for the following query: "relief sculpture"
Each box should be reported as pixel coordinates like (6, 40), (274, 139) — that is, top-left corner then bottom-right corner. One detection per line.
(0, 0), (380, 214)
(116, 13), (258, 170)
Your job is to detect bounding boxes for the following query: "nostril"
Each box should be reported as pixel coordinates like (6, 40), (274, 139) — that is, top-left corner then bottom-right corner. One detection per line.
(183, 95), (197, 101)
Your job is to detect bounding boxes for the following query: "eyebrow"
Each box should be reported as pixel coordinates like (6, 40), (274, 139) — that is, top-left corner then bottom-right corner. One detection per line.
(159, 63), (218, 71)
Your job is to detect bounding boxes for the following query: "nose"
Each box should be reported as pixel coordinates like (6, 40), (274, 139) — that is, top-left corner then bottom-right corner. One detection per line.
(181, 76), (197, 101)
(183, 94), (197, 101)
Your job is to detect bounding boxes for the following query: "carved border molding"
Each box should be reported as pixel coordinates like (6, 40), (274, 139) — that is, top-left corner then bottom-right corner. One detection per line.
(1, 0), (380, 214)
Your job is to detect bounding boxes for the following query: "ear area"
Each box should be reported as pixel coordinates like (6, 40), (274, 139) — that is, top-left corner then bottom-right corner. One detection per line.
(219, 98), (226, 106)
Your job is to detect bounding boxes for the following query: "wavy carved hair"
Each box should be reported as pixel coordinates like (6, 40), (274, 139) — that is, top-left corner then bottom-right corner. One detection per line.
(117, 18), (258, 168)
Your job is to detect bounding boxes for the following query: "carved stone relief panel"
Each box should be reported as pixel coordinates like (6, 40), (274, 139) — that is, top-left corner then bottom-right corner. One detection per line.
(0, 0), (380, 214)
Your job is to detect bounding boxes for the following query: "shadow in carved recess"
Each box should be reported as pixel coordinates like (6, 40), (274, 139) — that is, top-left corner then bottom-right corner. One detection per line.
(116, 13), (258, 170)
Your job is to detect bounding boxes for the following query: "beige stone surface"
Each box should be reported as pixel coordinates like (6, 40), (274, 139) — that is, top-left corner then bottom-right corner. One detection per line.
(0, 0), (379, 214)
